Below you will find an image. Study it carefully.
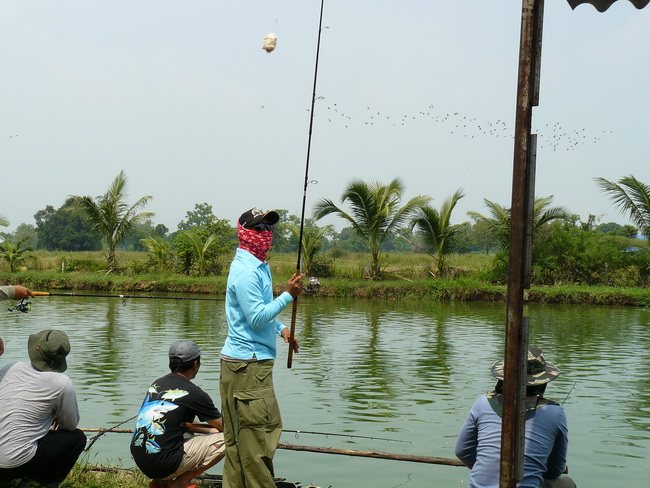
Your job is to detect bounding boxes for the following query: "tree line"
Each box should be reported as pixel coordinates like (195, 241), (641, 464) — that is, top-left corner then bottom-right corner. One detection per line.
(1, 172), (649, 285)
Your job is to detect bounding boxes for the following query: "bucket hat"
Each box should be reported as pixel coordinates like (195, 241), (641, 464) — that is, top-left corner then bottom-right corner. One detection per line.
(491, 345), (560, 386)
(28, 329), (70, 373)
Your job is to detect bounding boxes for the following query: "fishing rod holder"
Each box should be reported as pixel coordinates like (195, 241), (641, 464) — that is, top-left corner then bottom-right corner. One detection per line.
(8, 299), (31, 313)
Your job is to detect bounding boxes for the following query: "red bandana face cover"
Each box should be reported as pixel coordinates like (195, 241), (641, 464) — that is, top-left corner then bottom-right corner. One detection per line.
(238, 222), (273, 262)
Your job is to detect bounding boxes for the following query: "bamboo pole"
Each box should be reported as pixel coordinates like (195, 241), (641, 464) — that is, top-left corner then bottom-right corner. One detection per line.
(79, 429), (463, 467)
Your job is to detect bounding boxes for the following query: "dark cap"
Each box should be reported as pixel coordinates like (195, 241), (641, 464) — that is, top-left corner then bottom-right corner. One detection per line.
(491, 345), (561, 386)
(28, 329), (70, 373)
(239, 208), (280, 229)
(169, 340), (201, 362)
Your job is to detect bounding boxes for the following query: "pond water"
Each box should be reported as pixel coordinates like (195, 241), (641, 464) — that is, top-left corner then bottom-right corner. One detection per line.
(1, 294), (649, 487)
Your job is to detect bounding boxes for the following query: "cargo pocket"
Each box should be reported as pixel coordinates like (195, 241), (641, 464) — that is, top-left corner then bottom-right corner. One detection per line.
(234, 387), (281, 428)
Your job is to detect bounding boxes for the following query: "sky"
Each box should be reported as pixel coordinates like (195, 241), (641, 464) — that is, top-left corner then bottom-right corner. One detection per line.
(1, 0), (649, 234)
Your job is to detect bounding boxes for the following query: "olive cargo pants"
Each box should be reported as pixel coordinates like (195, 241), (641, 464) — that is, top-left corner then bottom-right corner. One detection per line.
(220, 359), (282, 488)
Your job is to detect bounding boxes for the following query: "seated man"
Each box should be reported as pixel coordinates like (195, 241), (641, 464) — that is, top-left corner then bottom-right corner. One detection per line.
(455, 345), (576, 488)
(0, 329), (86, 488)
(131, 340), (225, 488)
(0, 285), (34, 356)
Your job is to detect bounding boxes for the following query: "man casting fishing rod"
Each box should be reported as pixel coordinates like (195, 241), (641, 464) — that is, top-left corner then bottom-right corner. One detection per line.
(219, 207), (303, 488)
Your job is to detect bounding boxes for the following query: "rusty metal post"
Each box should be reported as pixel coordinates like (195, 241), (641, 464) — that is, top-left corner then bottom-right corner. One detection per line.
(500, 0), (544, 487)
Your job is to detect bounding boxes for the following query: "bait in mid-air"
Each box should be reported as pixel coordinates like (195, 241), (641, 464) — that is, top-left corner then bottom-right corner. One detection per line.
(262, 33), (277, 53)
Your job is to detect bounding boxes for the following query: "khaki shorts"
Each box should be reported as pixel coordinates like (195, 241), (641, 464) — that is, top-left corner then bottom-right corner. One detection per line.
(163, 432), (225, 480)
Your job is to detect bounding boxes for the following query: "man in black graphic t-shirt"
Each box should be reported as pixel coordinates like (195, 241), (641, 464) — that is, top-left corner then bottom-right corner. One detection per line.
(131, 340), (224, 488)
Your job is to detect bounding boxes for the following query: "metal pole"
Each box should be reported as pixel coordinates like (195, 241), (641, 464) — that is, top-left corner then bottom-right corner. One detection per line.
(501, 0), (544, 486)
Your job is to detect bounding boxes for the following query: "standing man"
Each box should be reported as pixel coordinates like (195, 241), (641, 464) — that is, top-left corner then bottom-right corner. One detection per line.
(0, 329), (86, 488)
(455, 345), (576, 488)
(0, 285), (34, 356)
(220, 208), (303, 488)
(131, 340), (225, 488)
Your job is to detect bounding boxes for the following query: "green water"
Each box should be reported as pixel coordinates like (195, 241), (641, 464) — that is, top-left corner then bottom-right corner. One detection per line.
(1, 295), (648, 487)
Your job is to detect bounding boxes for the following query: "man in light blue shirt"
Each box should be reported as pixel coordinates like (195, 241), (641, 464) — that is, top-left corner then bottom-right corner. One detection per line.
(220, 208), (302, 488)
(455, 346), (576, 488)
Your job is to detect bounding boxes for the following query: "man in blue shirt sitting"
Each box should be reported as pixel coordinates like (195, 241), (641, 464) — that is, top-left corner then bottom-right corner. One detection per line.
(219, 207), (303, 488)
(455, 346), (576, 488)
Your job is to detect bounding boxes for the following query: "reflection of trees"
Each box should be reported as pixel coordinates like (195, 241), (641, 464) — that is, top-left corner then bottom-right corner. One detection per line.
(77, 299), (127, 417)
(339, 308), (398, 421)
(412, 306), (452, 396)
(529, 304), (650, 439)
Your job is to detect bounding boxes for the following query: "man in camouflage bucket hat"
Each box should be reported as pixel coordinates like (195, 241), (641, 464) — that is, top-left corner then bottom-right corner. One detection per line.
(455, 346), (576, 488)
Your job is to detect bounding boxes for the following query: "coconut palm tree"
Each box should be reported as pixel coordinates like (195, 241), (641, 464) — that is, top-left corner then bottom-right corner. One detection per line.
(595, 175), (650, 237)
(313, 178), (431, 279)
(0, 215), (8, 227)
(286, 223), (333, 276)
(468, 195), (567, 250)
(0, 236), (35, 272)
(409, 189), (465, 277)
(140, 236), (171, 273)
(72, 170), (153, 272)
(181, 230), (218, 277)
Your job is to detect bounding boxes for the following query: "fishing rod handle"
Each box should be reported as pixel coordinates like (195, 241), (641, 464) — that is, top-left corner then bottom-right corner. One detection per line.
(287, 298), (298, 368)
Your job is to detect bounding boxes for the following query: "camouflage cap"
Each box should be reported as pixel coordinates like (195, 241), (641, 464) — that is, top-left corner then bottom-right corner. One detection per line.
(491, 345), (561, 386)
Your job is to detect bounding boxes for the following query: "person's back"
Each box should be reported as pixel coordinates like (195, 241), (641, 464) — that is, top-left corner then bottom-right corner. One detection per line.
(455, 346), (576, 488)
(456, 393), (568, 488)
(130, 340), (224, 488)
(0, 362), (79, 467)
(0, 329), (86, 488)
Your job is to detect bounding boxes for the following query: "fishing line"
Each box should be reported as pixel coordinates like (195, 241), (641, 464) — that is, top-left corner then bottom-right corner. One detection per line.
(287, 0), (326, 369)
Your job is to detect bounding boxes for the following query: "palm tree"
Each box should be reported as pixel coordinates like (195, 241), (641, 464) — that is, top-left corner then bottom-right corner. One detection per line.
(181, 230), (218, 276)
(468, 195), (567, 250)
(140, 236), (171, 273)
(0, 215), (8, 227)
(72, 170), (153, 272)
(286, 224), (333, 276)
(409, 189), (465, 277)
(0, 236), (35, 272)
(595, 175), (650, 237)
(313, 178), (431, 279)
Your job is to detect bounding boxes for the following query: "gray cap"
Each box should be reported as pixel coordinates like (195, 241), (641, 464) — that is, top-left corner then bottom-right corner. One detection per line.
(169, 340), (201, 362)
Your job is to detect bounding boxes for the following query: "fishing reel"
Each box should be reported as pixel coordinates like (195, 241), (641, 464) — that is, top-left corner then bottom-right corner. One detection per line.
(8, 299), (31, 313)
(303, 276), (321, 295)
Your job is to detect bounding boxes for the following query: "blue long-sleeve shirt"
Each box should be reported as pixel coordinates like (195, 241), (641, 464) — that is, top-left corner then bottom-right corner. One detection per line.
(455, 394), (569, 488)
(220, 248), (293, 360)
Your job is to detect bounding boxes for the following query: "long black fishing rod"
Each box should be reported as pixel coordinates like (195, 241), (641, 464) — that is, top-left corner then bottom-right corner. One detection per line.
(33, 291), (224, 301)
(288, 0), (326, 369)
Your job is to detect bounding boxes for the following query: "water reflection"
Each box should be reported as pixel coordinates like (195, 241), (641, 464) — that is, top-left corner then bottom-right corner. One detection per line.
(0, 296), (647, 486)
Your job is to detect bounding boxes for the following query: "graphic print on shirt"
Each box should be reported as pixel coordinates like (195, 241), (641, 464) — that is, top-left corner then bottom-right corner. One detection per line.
(131, 384), (188, 454)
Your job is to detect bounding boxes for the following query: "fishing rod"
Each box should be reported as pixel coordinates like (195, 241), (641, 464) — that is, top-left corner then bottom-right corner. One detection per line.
(288, 0), (326, 369)
(284, 429), (411, 444)
(80, 425), (410, 444)
(562, 381), (578, 405)
(84, 414), (137, 451)
(32, 291), (224, 301)
(8, 292), (224, 313)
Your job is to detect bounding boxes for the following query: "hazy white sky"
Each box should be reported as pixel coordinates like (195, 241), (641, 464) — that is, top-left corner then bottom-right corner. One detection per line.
(1, 0), (649, 233)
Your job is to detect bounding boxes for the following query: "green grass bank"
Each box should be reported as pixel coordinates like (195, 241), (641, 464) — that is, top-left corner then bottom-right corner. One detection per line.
(3, 271), (650, 307)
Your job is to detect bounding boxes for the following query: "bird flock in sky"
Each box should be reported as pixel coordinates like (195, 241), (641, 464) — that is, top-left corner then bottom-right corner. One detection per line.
(311, 101), (612, 152)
